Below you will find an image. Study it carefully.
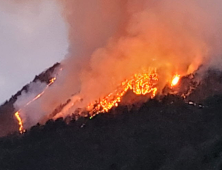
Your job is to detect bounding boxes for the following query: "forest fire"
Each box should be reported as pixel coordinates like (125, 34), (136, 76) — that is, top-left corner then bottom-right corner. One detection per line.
(14, 68), (184, 132)
(88, 69), (158, 117)
(87, 72), (183, 117)
(8, 0), (221, 135)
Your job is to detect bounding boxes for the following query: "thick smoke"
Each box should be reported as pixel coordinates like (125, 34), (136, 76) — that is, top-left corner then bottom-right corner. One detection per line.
(15, 0), (222, 128)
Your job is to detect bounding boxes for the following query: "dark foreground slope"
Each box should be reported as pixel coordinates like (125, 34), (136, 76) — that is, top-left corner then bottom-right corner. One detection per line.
(0, 95), (222, 170)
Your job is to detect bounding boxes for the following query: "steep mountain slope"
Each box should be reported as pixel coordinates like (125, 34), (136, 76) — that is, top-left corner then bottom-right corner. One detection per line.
(0, 63), (60, 137)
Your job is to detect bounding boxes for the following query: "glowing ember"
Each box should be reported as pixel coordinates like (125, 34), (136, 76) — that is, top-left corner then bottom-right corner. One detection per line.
(88, 69), (158, 117)
(49, 77), (56, 84)
(171, 74), (180, 87)
(15, 111), (25, 133)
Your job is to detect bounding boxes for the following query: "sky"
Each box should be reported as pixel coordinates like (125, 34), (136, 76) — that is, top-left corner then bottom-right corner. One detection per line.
(0, 0), (68, 104)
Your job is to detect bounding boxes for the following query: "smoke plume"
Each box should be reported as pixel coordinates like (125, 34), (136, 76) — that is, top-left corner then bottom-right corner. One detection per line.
(15, 0), (222, 128)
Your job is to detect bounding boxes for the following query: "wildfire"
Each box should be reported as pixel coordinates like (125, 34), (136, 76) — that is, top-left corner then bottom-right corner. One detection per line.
(171, 74), (180, 87)
(88, 69), (158, 117)
(14, 77), (57, 133)
(14, 65), (183, 131)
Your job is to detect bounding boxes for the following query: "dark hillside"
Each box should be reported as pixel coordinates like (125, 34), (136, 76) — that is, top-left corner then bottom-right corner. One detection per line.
(0, 94), (222, 170)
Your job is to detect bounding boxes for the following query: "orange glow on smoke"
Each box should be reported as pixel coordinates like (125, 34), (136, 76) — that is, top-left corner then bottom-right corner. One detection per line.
(14, 77), (57, 133)
(171, 74), (180, 87)
(88, 69), (158, 117)
(15, 111), (25, 133)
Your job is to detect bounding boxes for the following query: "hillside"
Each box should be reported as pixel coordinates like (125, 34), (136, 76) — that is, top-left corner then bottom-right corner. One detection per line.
(0, 94), (222, 170)
(0, 67), (222, 169)
(0, 63), (60, 137)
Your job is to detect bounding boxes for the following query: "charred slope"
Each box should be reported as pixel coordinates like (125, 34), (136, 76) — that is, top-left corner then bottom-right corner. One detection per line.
(0, 94), (222, 170)
(0, 63), (60, 137)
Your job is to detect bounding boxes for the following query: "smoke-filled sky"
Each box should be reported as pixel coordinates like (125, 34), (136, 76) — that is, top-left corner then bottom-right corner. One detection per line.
(0, 0), (68, 103)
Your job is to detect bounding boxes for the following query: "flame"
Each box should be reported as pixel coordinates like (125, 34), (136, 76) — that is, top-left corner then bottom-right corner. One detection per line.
(88, 69), (158, 117)
(49, 77), (56, 84)
(13, 65), (183, 131)
(14, 77), (58, 133)
(15, 111), (25, 133)
(171, 74), (180, 87)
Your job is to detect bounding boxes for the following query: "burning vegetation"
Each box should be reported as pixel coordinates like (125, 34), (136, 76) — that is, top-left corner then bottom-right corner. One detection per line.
(14, 67), (182, 133)
(87, 69), (158, 117)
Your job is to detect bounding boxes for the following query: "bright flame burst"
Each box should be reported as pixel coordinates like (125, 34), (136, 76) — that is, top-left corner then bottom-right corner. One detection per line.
(88, 69), (158, 117)
(171, 74), (180, 87)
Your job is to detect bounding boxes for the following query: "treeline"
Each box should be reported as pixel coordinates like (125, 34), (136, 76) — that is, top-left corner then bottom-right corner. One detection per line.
(0, 94), (222, 170)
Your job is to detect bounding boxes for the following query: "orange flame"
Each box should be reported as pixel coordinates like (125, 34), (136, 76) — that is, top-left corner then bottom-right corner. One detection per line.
(88, 69), (158, 117)
(15, 111), (25, 133)
(171, 74), (180, 87)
